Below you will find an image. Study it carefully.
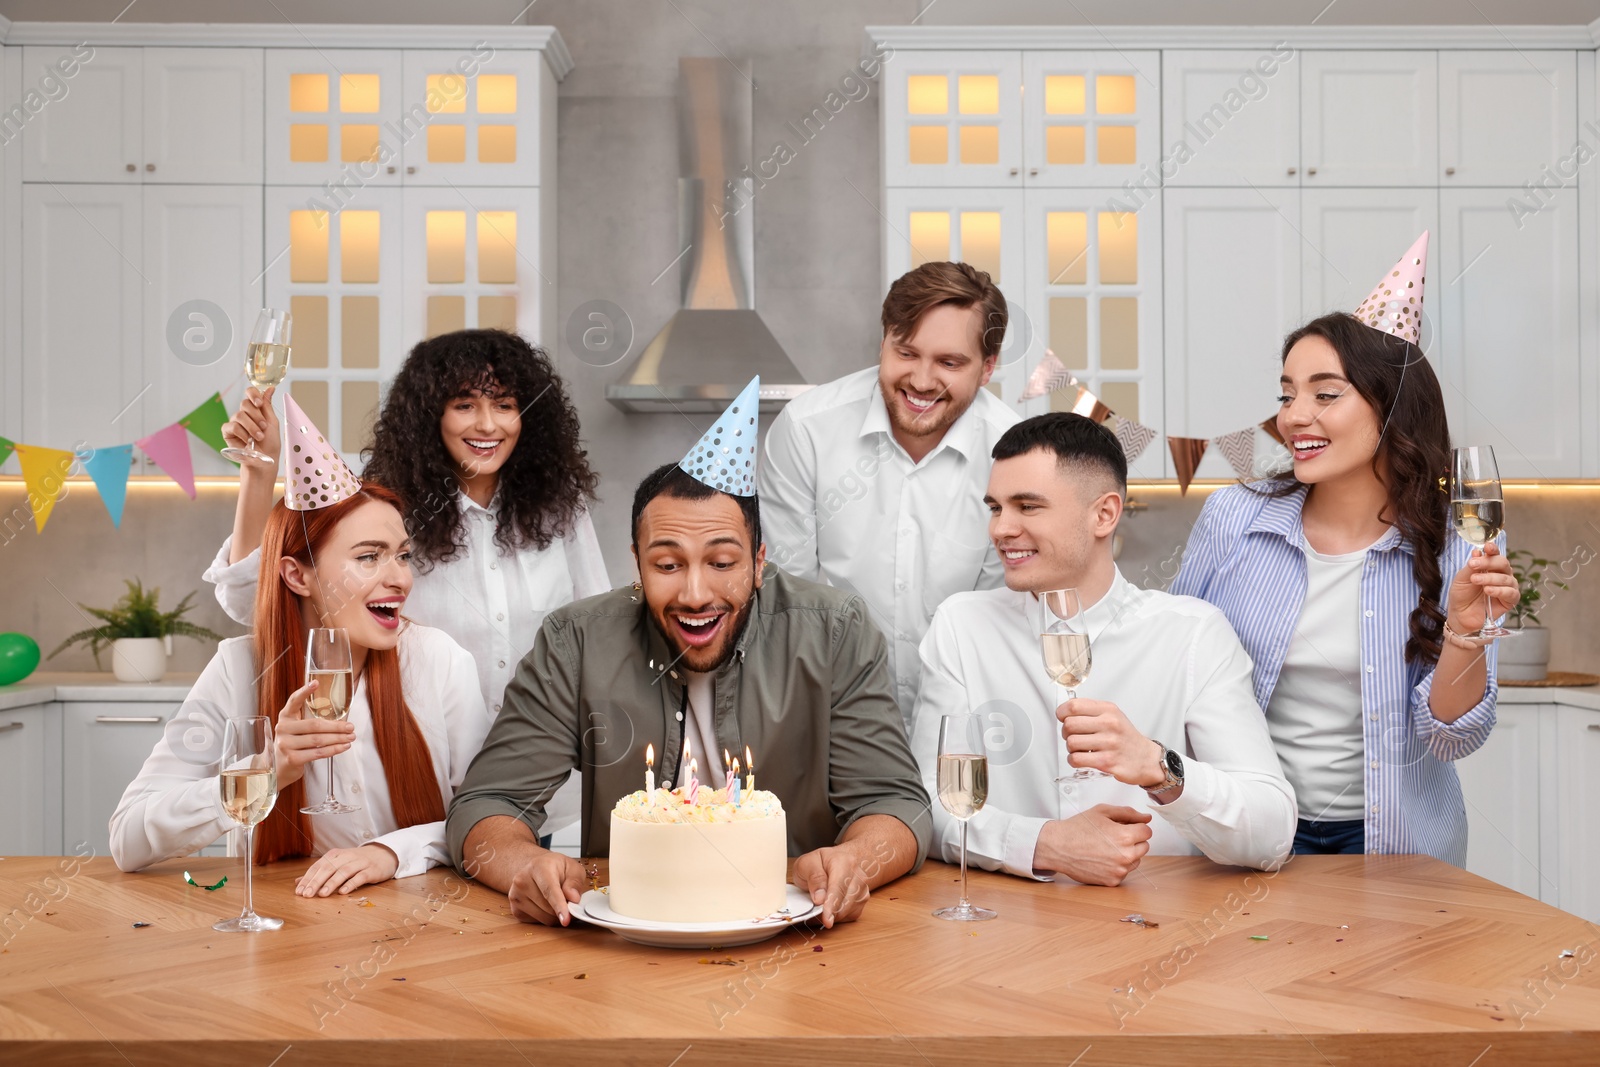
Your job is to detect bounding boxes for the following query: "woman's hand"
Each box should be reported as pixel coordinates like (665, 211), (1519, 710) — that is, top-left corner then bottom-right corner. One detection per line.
(273, 678), (354, 789)
(1445, 541), (1519, 633)
(221, 385), (281, 470)
(295, 844), (399, 897)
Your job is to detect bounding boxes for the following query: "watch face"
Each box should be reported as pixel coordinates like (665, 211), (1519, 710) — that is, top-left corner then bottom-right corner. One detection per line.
(1164, 748), (1184, 780)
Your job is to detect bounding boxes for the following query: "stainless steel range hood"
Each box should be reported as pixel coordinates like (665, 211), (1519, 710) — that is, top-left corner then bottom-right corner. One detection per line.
(607, 57), (812, 414)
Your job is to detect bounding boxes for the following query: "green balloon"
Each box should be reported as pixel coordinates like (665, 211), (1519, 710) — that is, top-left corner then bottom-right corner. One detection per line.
(0, 633), (41, 686)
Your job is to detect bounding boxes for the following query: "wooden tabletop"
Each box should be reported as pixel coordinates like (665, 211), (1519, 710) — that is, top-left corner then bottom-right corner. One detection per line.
(2, 853), (1597, 1065)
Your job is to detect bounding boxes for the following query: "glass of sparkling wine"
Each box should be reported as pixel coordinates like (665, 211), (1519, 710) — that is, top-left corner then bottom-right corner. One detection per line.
(934, 712), (996, 922)
(215, 716), (283, 932)
(1039, 588), (1107, 783)
(300, 627), (360, 815)
(220, 307), (292, 464)
(1450, 445), (1513, 640)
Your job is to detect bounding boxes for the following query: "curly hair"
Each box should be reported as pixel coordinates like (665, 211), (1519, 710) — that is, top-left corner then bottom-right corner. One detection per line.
(1255, 312), (1451, 665)
(361, 329), (598, 570)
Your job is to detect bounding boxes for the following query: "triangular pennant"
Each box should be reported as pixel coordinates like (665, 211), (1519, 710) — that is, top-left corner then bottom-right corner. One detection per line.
(1020, 351), (1074, 402)
(14, 444), (77, 532)
(1071, 386), (1111, 425)
(679, 377), (759, 496)
(0, 435), (14, 470)
(136, 423), (197, 499)
(1110, 415), (1158, 465)
(179, 393), (237, 463)
(1212, 428), (1256, 481)
(1167, 436), (1209, 496)
(81, 445), (134, 528)
(1259, 416), (1287, 447)
(282, 392), (362, 511)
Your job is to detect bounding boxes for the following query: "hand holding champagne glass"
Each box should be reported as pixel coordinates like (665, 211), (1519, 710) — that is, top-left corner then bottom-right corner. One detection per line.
(221, 308), (292, 464)
(214, 716), (283, 932)
(1450, 446), (1513, 640)
(300, 628), (360, 815)
(1039, 588), (1107, 784)
(934, 712), (996, 922)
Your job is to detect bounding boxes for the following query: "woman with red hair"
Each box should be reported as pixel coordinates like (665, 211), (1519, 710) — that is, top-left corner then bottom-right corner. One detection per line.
(111, 483), (489, 896)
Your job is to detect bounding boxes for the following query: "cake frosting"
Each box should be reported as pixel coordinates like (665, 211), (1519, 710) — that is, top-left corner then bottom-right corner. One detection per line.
(608, 785), (787, 923)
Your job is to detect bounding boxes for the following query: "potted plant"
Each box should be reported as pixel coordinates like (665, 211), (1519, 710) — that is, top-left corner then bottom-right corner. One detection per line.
(1496, 550), (1568, 682)
(49, 579), (223, 682)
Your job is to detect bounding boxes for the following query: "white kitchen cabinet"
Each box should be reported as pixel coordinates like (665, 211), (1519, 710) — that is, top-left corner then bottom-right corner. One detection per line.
(1440, 51), (1577, 186)
(1556, 705), (1600, 922)
(882, 51), (1023, 188)
(1020, 51), (1159, 189)
(62, 701), (176, 859)
(0, 702), (63, 857)
(142, 185), (263, 477)
(882, 187), (1029, 400)
(20, 45), (141, 184)
(1021, 187), (1165, 478)
(1301, 52), (1438, 187)
(1300, 188), (1439, 320)
(265, 49), (406, 187)
(1161, 187), (1301, 480)
(1160, 48), (1300, 187)
(141, 48), (264, 184)
(399, 49), (548, 188)
(1438, 187), (1581, 478)
(21, 47), (263, 184)
(264, 185), (405, 466)
(1458, 701), (1556, 903)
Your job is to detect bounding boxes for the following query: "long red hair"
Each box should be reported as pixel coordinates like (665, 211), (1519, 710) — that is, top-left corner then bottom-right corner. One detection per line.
(252, 483), (445, 864)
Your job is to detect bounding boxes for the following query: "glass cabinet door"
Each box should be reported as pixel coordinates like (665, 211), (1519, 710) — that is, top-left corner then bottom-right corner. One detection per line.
(1021, 51), (1159, 189)
(882, 51), (1023, 188)
(265, 50), (405, 187)
(399, 50), (544, 187)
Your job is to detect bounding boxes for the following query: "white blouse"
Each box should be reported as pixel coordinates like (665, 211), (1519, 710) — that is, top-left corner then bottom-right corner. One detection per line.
(202, 494), (611, 834)
(109, 624), (490, 878)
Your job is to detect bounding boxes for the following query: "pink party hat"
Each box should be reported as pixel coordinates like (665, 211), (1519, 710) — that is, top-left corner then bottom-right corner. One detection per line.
(1353, 232), (1427, 345)
(281, 393), (362, 511)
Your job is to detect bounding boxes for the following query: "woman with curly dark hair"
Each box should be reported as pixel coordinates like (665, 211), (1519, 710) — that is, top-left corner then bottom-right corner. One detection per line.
(206, 329), (609, 838)
(1170, 235), (1516, 866)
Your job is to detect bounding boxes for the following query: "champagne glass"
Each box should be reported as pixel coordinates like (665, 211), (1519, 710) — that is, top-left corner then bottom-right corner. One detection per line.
(300, 628), (360, 815)
(221, 308), (292, 464)
(1039, 588), (1108, 784)
(215, 716), (283, 932)
(1450, 446), (1513, 640)
(933, 712), (996, 922)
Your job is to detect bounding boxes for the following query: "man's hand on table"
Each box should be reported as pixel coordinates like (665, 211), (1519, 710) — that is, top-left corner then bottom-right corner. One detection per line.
(508, 850), (586, 926)
(1032, 804), (1153, 886)
(792, 844), (874, 928)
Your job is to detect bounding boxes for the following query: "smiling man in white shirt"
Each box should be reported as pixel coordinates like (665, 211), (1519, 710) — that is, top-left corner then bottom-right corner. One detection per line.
(759, 262), (1021, 723)
(910, 413), (1295, 885)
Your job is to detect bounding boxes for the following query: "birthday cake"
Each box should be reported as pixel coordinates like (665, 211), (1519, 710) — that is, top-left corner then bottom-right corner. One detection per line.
(608, 785), (787, 923)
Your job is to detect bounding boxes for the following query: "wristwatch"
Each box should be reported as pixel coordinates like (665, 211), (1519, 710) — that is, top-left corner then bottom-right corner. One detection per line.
(1148, 741), (1185, 796)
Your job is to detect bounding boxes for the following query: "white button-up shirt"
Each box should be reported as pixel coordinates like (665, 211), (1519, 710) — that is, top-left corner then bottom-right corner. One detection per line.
(202, 494), (611, 833)
(910, 569), (1296, 880)
(759, 366), (1020, 722)
(110, 625), (489, 878)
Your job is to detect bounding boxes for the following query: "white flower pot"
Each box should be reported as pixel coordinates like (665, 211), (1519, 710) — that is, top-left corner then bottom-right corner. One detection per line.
(1497, 625), (1551, 682)
(111, 637), (170, 683)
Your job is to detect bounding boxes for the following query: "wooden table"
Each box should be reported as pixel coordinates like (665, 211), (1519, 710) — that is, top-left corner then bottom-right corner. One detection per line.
(2, 853), (1597, 1065)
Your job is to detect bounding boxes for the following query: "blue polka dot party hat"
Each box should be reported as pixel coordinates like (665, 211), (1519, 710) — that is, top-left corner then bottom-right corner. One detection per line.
(678, 377), (760, 496)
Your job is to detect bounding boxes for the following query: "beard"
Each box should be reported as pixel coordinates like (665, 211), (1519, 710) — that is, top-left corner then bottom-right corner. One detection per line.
(648, 588), (759, 675)
(878, 375), (975, 444)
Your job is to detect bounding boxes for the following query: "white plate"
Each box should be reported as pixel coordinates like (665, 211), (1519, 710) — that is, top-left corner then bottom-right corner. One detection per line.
(569, 885), (821, 949)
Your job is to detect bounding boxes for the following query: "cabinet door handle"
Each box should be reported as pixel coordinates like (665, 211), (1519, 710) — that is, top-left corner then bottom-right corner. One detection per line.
(1009, 166), (1018, 176)
(1588, 724), (1600, 732)
(1029, 167), (1038, 177)
(145, 163), (155, 172)
(1306, 167), (1317, 176)
(1287, 167), (1297, 176)
(387, 165), (396, 174)
(0, 721), (23, 733)
(1445, 167), (1456, 176)
(407, 166), (416, 174)
(95, 715), (162, 724)
(125, 163), (136, 172)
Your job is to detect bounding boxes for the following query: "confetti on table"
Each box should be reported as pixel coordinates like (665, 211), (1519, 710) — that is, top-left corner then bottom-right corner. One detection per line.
(698, 957), (737, 966)
(183, 871), (228, 891)
(1560, 949), (1576, 959)
(392, 977), (406, 981)
(1250, 935), (1270, 941)
(132, 922), (152, 928)
(813, 946), (824, 953)
(1121, 913), (1160, 929)
(575, 973), (588, 979)
(355, 897), (375, 908)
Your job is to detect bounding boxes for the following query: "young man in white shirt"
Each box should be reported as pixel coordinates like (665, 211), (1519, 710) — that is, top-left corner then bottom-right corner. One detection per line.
(910, 413), (1295, 885)
(759, 262), (1021, 723)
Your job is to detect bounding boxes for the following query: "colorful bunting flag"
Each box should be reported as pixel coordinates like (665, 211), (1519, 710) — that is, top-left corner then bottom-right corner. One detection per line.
(1110, 415), (1159, 465)
(1212, 428), (1257, 481)
(1020, 351), (1074, 401)
(1260, 416), (1287, 447)
(1167, 437), (1209, 496)
(179, 393), (237, 463)
(0, 435), (14, 471)
(14, 444), (77, 532)
(136, 423), (197, 499)
(81, 445), (134, 527)
(1070, 386), (1111, 425)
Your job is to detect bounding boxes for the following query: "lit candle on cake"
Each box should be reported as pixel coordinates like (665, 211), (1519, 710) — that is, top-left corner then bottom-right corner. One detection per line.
(723, 748), (734, 795)
(687, 758), (700, 805)
(745, 745), (755, 793)
(731, 758), (742, 806)
(645, 743), (655, 795)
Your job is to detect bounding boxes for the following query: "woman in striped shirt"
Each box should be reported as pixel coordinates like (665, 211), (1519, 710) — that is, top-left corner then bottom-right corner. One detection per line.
(1171, 308), (1517, 864)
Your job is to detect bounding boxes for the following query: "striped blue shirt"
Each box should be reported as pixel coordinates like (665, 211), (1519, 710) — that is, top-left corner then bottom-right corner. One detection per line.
(1170, 483), (1498, 866)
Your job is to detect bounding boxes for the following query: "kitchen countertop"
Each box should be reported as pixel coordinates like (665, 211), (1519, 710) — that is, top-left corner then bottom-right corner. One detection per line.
(0, 671), (201, 712)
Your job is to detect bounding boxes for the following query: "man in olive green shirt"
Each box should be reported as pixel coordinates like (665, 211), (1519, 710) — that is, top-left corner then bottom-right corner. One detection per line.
(446, 462), (932, 928)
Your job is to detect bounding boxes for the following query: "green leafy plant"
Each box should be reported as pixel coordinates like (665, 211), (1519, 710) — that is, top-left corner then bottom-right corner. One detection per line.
(48, 579), (223, 667)
(1505, 550), (1569, 628)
